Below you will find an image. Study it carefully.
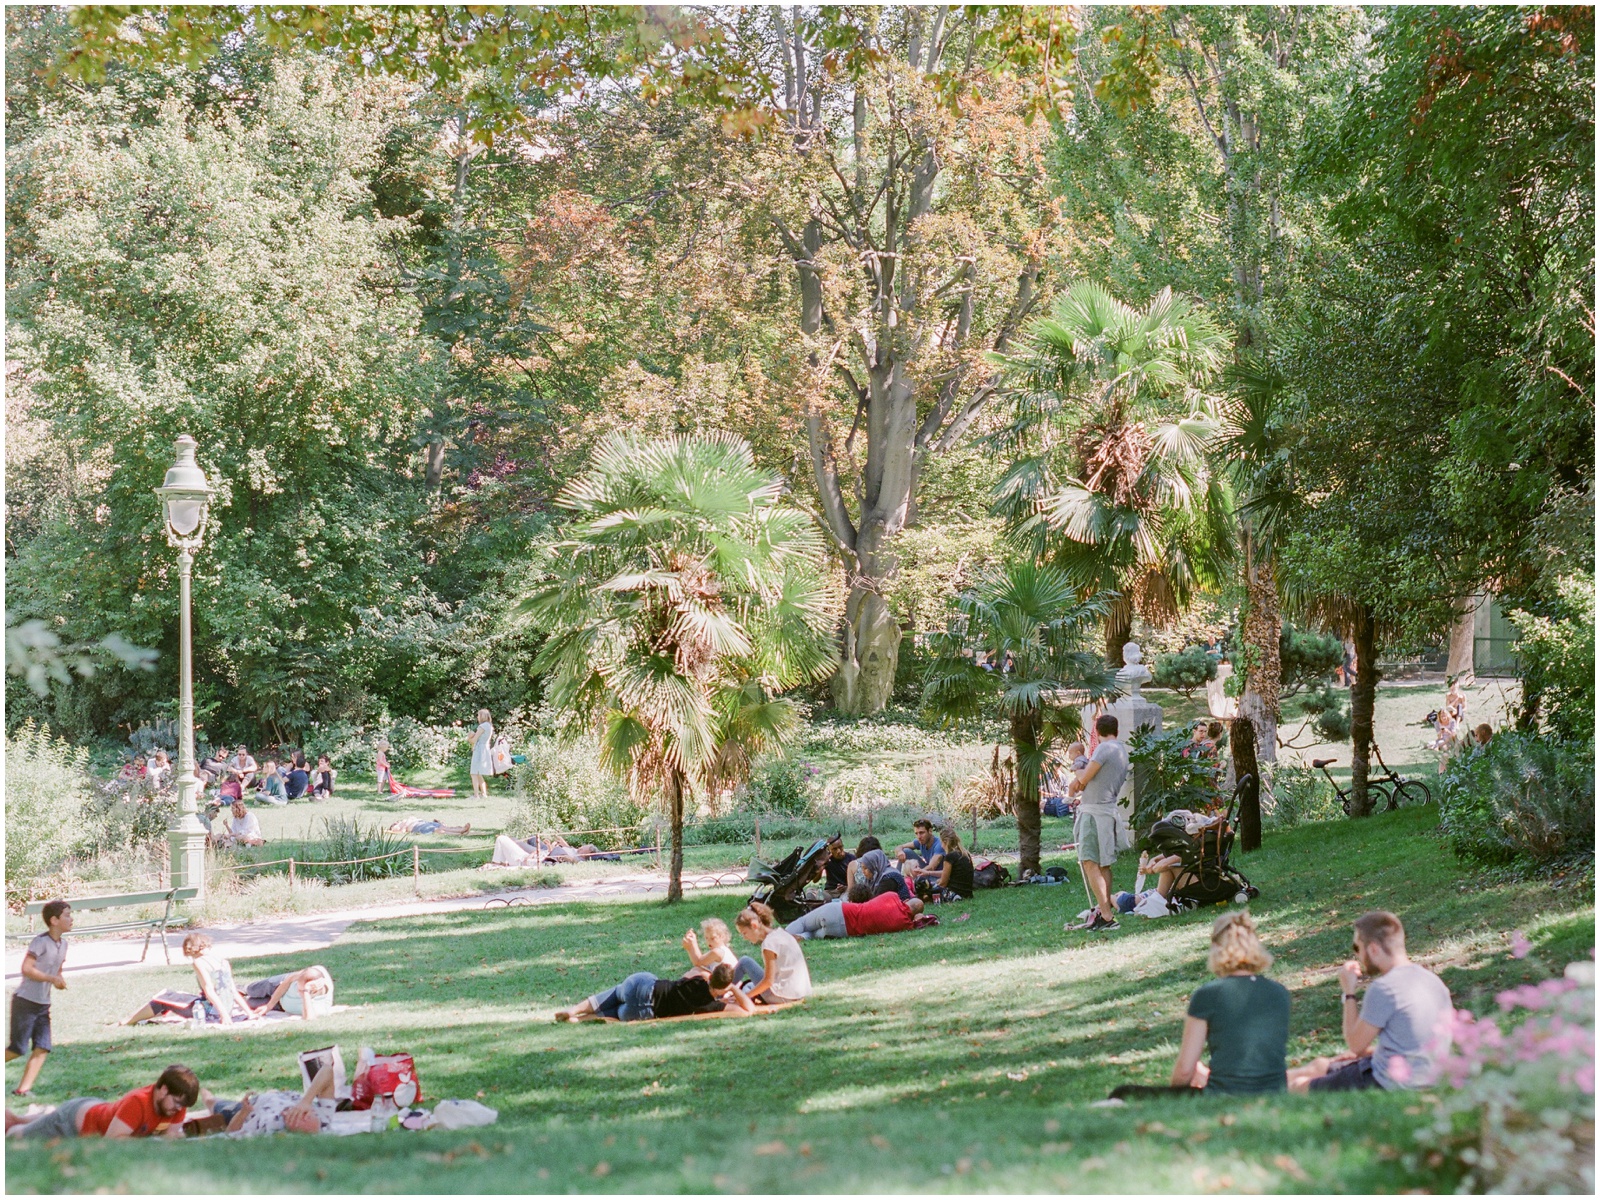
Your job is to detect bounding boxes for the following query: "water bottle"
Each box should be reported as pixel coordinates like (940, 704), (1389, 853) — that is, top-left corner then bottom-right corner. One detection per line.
(190, 1007), (205, 1033)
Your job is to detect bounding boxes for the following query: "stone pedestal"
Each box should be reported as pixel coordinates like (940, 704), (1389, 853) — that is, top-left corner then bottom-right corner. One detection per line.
(1109, 642), (1164, 846)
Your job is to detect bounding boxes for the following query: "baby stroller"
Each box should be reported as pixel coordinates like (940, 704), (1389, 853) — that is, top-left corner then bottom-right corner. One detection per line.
(1141, 775), (1260, 910)
(747, 836), (837, 925)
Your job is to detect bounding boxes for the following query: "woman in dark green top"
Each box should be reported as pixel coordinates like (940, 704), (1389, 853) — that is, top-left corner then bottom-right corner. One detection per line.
(1170, 910), (1291, 1093)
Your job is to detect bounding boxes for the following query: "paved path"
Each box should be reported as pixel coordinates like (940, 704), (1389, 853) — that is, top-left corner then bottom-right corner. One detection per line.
(5, 870), (749, 982)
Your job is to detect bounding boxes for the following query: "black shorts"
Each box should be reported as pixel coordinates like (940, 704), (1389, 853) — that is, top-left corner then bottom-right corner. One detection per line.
(8, 995), (52, 1055)
(1309, 1056), (1378, 1092)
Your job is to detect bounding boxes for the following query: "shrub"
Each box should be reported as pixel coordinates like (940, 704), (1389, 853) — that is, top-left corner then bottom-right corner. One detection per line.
(1261, 762), (1341, 828)
(505, 736), (648, 850)
(1278, 624), (1345, 696)
(1151, 645), (1217, 697)
(5, 722), (92, 904)
(1414, 959), (1594, 1194)
(78, 790), (179, 862)
(743, 757), (818, 815)
(1438, 731), (1595, 865)
(297, 817), (418, 885)
(1299, 682), (1352, 741)
(1512, 574), (1595, 743)
(1126, 727), (1223, 837)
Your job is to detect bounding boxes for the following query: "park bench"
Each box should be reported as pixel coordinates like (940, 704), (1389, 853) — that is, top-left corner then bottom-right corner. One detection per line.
(13, 887), (198, 965)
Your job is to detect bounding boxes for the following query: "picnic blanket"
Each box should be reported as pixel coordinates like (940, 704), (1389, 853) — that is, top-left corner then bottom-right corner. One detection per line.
(388, 777), (456, 799)
(571, 1000), (803, 1025)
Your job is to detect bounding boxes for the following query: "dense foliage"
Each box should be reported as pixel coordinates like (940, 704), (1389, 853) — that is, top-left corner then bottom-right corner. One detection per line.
(1150, 645), (1217, 698)
(1438, 731), (1596, 866)
(4, 722), (92, 902)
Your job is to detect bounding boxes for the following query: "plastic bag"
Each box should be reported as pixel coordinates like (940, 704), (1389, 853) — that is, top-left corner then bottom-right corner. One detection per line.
(430, 1099), (499, 1130)
(351, 1050), (421, 1111)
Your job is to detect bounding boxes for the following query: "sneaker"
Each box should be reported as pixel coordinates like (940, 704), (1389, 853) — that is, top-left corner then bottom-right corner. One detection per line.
(1085, 912), (1120, 931)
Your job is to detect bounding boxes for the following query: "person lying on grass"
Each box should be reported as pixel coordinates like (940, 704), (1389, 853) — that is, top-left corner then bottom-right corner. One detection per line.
(682, 918), (739, 977)
(125, 933), (256, 1026)
(5, 1064), (199, 1140)
(217, 1062), (340, 1137)
(388, 817), (471, 835)
(734, 901), (813, 1004)
(554, 963), (755, 1022)
(786, 883), (924, 940)
(241, 965), (334, 1020)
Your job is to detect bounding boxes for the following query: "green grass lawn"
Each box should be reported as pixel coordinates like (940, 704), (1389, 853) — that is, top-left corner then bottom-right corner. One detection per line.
(7, 805), (1591, 1193)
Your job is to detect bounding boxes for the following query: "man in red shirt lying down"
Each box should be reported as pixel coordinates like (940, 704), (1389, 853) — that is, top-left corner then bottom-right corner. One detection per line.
(6, 1065), (198, 1141)
(785, 884), (925, 941)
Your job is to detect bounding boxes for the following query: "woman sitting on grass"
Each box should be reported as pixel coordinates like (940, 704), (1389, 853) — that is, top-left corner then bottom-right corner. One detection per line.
(1110, 911), (1290, 1099)
(124, 934), (256, 1027)
(852, 848), (912, 903)
(734, 902), (812, 1004)
(554, 962), (754, 1022)
(917, 826), (975, 902)
(682, 918), (738, 977)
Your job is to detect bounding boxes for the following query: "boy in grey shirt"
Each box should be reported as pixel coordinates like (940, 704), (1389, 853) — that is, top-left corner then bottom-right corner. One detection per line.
(1290, 910), (1454, 1091)
(7, 900), (71, 1096)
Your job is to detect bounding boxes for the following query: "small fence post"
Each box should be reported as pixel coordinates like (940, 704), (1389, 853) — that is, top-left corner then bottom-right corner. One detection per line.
(412, 844), (420, 896)
(654, 825), (662, 871)
(288, 858), (295, 891)
(754, 817), (761, 862)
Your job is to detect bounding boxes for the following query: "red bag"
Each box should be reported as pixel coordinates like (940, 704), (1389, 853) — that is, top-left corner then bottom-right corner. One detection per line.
(351, 1052), (421, 1110)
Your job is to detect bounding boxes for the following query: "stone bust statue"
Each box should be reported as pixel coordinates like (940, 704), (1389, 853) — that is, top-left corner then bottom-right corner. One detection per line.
(1116, 641), (1153, 699)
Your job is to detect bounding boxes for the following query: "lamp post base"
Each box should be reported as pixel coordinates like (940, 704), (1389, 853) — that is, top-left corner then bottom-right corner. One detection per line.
(168, 820), (208, 896)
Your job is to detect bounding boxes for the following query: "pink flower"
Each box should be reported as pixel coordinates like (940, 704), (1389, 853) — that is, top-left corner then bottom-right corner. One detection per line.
(1387, 1054), (1413, 1085)
(1509, 930), (1531, 959)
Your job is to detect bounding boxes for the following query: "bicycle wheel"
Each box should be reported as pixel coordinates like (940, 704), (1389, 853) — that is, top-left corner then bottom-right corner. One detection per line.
(1392, 780), (1431, 808)
(1369, 783), (1394, 811)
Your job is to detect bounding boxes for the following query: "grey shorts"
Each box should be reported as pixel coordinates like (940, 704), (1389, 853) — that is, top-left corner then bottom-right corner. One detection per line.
(1074, 809), (1119, 866)
(18, 1096), (101, 1140)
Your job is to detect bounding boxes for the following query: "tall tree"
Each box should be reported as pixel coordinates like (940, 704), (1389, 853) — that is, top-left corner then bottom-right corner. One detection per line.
(923, 563), (1114, 877)
(992, 281), (1233, 659)
(517, 433), (834, 901)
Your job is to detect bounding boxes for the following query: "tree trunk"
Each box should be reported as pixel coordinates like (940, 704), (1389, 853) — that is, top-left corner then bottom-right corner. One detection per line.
(1238, 538), (1281, 763)
(1011, 710), (1045, 877)
(1102, 599), (1133, 665)
(1348, 605), (1381, 817)
(424, 436), (446, 493)
(1230, 715), (1261, 852)
(1446, 595), (1477, 680)
(664, 767), (685, 902)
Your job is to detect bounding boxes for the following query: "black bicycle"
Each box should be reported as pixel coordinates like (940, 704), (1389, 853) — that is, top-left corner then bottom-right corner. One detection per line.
(1314, 746), (1430, 815)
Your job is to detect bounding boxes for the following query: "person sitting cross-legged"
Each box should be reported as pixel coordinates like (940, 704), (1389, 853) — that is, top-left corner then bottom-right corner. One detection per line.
(896, 818), (946, 884)
(852, 848), (912, 902)
(1111, 911), (1291, 1100)
(916, 826), (975, 901)
(733, 902), (813, 1004)
(6, 1065), (199, 1140)
(1289, 911), (1454, 1093)
(212, 797), (265, 849)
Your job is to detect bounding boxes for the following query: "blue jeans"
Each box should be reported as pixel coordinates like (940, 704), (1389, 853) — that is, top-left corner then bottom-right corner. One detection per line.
(734, 955), (765, 988)
(786, 902), (847, 941)
(589, 971), (657, 1022)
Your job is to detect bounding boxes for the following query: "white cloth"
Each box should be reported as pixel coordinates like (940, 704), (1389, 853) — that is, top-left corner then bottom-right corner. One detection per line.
(1132, 892), (1171, 919)
(492, 835), (536, 867)
(760, 928), (812, 1001)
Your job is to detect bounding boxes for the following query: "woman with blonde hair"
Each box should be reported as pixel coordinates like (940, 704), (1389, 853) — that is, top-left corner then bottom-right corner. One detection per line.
(1110, 910), (1290, 1099)
(468, 709), (494, 801)
(733, 901), (812, 1005)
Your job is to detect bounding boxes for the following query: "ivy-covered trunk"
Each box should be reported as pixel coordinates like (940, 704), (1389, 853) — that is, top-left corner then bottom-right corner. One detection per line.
(1011, 709), (1045, 877)
(1238, 538), (1282, 763)
(664, 766), (686, 902)
(1230, 715), (1261, 852)
(1348, 605), (1381, 817)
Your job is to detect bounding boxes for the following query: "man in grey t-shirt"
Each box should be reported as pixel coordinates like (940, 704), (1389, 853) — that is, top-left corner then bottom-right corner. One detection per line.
(1067, 714), (1131, 931)
(1290, 910), (1454, 1091)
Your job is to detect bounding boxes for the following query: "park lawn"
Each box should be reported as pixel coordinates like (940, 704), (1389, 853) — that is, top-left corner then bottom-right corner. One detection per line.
(6, 805), (1592, 1194)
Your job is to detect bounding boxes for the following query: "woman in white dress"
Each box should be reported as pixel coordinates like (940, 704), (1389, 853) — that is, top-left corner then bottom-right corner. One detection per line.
(469, 709), (494, 800)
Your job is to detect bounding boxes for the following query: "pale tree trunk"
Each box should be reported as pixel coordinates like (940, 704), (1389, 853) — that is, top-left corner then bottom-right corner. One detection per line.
(1446, 595), (1477, 680)
(1011, 710), (1045, 878)
(664, 766), (686, 902)
(1238, 535), (1281, 763)
(1348, 605), (1381, 817)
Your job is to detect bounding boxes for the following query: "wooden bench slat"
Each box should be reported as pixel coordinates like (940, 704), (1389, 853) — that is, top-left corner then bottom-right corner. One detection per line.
(13, 888), (199, 964)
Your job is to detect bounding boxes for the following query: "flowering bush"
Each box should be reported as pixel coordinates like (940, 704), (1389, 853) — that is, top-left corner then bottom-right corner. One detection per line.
(1415, 958), (1595, 1194)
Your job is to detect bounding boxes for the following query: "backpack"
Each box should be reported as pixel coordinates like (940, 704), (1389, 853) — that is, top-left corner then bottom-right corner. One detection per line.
(972, 858), (1011, 889)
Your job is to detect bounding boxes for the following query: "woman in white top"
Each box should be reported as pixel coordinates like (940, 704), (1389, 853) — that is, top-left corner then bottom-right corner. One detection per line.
(468, 709), (494, 801)
(123, 933), (255, 1026)
(734, 902), (812, 1005)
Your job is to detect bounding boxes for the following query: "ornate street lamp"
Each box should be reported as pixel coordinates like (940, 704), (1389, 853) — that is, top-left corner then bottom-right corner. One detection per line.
(154, 436), (214, 896)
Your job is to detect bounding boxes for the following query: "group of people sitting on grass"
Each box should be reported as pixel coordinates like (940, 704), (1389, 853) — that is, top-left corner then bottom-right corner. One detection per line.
(197, 745), (337, 807)
(554, 901), (815, 1023)
(821, 820), (977, 905)
(1112, 908), (1456, 1099)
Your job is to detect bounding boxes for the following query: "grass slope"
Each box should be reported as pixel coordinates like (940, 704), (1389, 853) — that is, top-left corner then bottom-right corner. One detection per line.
(8, 807), (1590, 1194)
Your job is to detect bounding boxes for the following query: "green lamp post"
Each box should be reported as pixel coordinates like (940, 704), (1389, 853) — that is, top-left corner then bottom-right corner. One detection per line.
(154, 435), (214, 896)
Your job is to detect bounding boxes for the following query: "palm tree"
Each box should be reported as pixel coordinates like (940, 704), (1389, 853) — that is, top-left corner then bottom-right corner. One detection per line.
(922, 562), (1117, 878)
(993, 281), (1234, 659)
(516, 432), (835, 901)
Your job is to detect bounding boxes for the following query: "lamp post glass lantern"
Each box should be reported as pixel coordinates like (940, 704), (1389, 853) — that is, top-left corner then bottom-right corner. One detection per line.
(154, 435), (213, 896)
